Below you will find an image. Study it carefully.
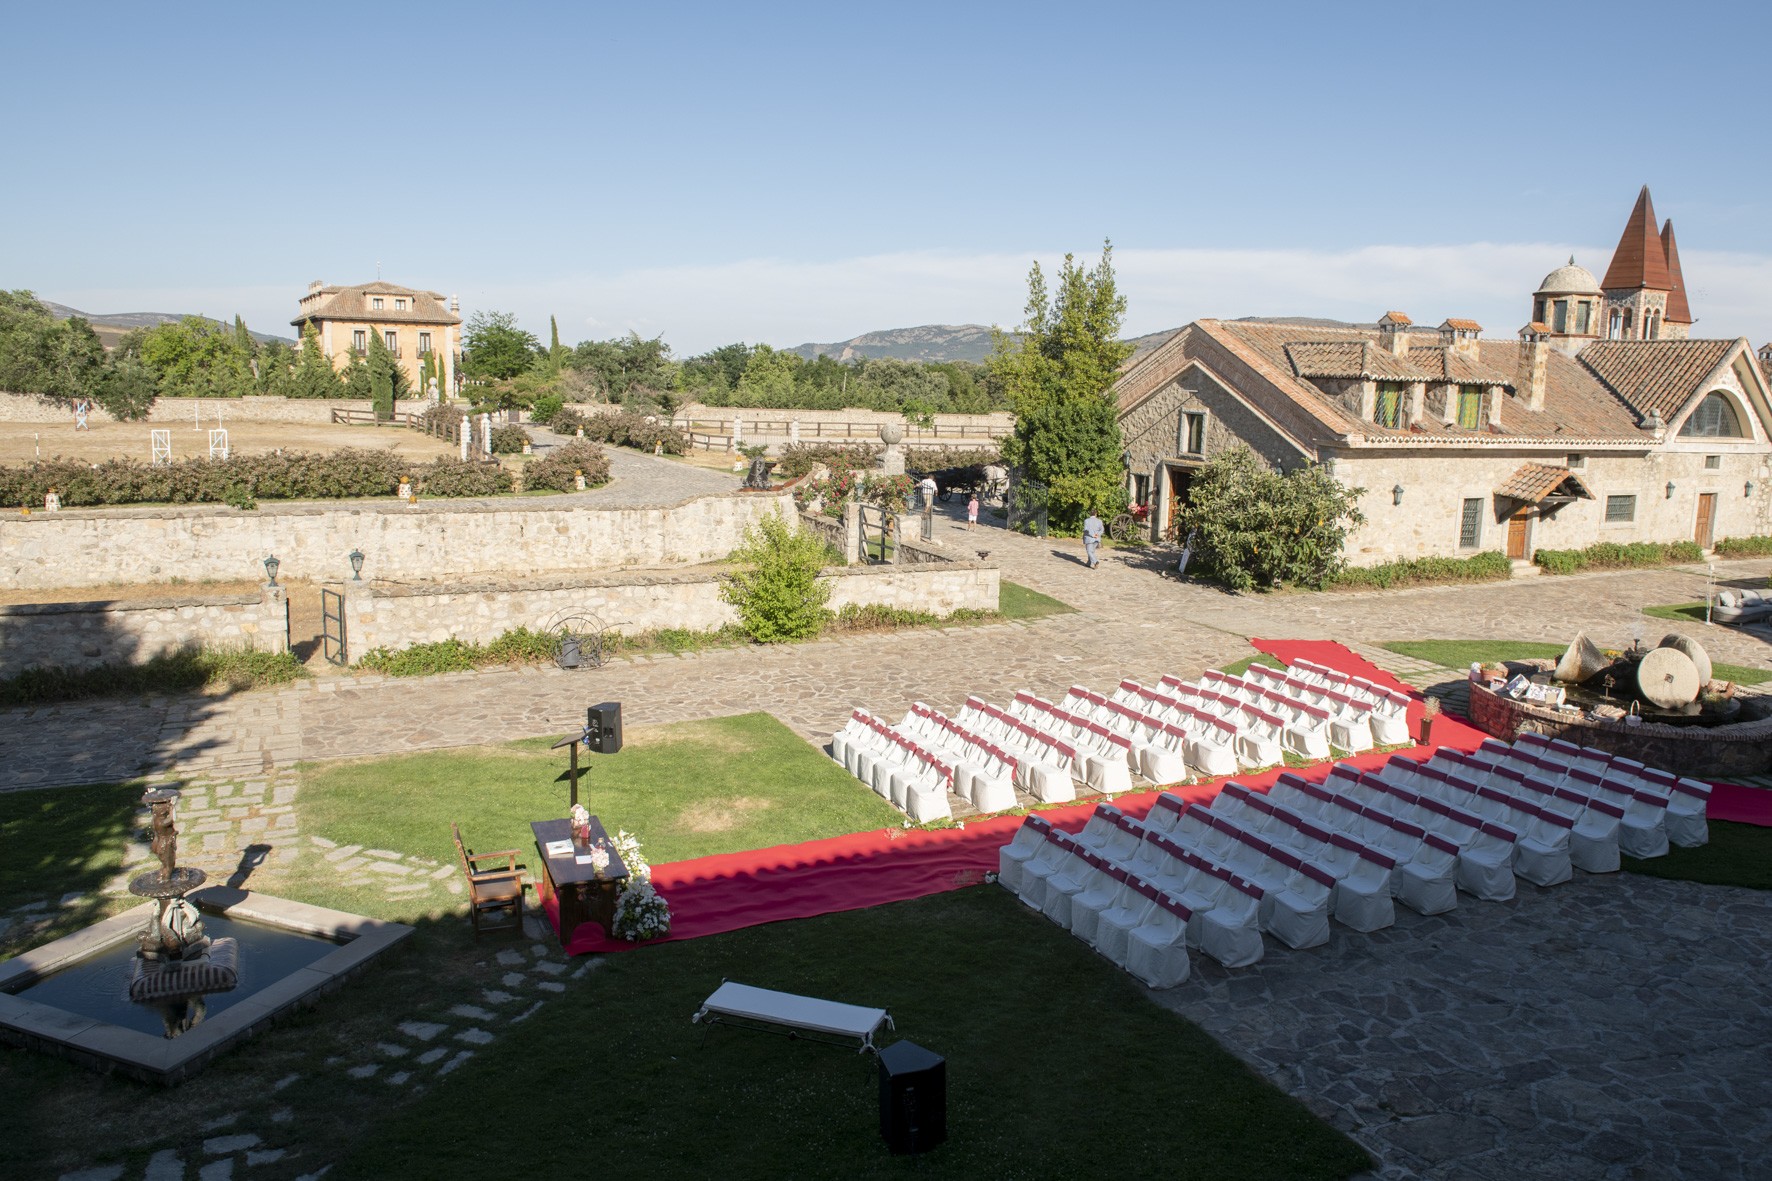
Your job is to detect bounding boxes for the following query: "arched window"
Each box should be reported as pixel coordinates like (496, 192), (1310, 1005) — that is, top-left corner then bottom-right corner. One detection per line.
(1608, 308), (1622, 339)
(1678, 392), (1746, 438)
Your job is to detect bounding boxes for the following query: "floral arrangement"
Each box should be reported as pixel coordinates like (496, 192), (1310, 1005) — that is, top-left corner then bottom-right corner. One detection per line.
(569, 803), (589, 826)
(610, 829), (672, 941)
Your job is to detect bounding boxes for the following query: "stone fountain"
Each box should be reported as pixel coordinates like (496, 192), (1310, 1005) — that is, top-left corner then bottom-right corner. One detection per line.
(125, 790), (239, 1034)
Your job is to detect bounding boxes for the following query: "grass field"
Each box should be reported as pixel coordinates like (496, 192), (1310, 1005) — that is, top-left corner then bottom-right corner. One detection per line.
(1642, 601), (1711, 624)
(998, 580), (1073, 621)
(1382, 639), (1771, 686)
(0, 416), (455, 466)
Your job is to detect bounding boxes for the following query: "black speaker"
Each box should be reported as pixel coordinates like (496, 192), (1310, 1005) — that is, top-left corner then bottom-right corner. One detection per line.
(878, 1041), (945, 1154)
(586, 702), (622, 754)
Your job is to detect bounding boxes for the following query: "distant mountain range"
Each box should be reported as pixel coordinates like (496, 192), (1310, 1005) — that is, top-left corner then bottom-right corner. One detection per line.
(40, 301), (295, 349)
(791, 317), (1367, 365)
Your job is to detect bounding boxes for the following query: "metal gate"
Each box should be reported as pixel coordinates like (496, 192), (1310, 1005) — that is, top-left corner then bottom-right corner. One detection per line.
(321, 587), (347, 666)
(858, 505), (895, 564)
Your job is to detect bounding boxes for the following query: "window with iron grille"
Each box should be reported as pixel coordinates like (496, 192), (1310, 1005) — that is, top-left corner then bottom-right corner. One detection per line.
(1705, 454), (1721, 470)
(1680, 393), (1745, 438)
(1605, 494), (1636, 523)
(1459, 498), (1483, 548)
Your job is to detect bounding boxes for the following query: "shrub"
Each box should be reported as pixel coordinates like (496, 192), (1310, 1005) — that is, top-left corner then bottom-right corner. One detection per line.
(356, 639), (480, 676)
(0, 644), (308, 706)
(530, 394), (564, 425)
(1180, 447), (1366, 591)
(546, 406), (587, 434)
(482, 626), (559, 664)
(1328, 551), (1511, 590)
(905, 446), (1000, 473)
(412, 458), (513, 498)
(1714, 535), (1772, 557)
(490, 424), (529, 454)
(0, 448), (432, 507)
(1534, 540), (1706, 574)
(720, 509), (833, 642)
(523, 440), (611, 492)
(774, 442), (881, 479)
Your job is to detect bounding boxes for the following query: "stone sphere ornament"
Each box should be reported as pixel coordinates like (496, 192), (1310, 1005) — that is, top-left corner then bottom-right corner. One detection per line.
(878, 422), (904, 446)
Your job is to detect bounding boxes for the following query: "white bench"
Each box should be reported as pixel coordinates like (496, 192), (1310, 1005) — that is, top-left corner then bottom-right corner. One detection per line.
(693, 981), (894, 1053)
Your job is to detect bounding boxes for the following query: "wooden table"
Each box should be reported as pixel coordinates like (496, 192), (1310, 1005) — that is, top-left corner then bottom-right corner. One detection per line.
(531, 817), (630, 945)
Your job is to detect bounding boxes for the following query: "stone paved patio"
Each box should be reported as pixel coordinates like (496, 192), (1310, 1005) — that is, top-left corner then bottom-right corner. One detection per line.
(1153, 871), (1772, 1181)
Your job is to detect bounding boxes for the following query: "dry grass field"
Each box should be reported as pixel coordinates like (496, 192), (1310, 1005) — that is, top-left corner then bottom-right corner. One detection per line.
(0, 417), (456, 466)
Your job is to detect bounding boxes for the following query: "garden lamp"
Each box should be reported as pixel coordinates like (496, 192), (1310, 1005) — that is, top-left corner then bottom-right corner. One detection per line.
(1747, 480), (1755, 497)
(349, 549), (365, 580)
(1392, 484), (1405, 505)
(263, 555), (280, 586)
(1666, 481), (1676, 500)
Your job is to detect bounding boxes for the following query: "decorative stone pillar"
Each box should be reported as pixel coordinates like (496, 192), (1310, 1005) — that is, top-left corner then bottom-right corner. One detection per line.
(480, 413), (493, 456)
(459, 415), (471, 462)
(879, 422), (905, 476)
(340, 577), (375, 665)
(258, 581), (290, 654)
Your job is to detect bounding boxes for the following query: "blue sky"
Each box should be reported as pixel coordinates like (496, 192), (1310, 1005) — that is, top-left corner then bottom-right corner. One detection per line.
(6, 0), (1770, 352)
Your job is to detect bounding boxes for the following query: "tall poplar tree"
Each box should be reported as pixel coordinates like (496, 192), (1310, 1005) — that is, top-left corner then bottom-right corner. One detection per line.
(990, 241), (1133, 529)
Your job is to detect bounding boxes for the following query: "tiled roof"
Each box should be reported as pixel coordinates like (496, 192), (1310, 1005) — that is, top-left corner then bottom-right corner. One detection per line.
(1577, 339), (1736, 420)
(1405, 345), (1511, 385)
(1378, 311), (1413, 325)
(1440, 318), (1483, 331)
(1495, 463), (1594, 503)
(292, 282), (459, 328)
(1600, 186), (1673, 292)
(1287, 341), (1425, 381)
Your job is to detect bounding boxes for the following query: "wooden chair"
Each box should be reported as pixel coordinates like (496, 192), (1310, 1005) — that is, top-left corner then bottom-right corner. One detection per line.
(451, 823), (525, 939)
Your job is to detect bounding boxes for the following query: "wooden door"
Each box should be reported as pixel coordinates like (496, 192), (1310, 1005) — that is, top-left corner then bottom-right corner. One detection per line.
(1506, 509), (1530, 560)
(1695, 493), (1717, 549)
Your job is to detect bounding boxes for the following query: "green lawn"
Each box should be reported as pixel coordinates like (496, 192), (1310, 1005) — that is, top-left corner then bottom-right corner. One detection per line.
(998, 580), (1074, 621)
(0, 781), (144, 955)
(1382, 640), (1770, 686)
(1218, 652), (1284, 678)
(1624, 821), (1772, 891)
(1641, 602), (1709, 624)
(334, 887), (1371, 1181)
(299, 712), (900, 873)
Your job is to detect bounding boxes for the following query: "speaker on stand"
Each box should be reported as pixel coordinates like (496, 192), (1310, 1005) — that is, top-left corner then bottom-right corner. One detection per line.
(878, 1041), (946, 1154)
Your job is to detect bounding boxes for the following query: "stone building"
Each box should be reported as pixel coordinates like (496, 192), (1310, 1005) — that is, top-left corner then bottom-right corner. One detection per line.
(1114, 189), (1772, 566)
(290, 281), (461, 392)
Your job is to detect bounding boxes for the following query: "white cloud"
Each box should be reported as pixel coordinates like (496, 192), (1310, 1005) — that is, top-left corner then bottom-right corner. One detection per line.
(43, 244), (1772, 354)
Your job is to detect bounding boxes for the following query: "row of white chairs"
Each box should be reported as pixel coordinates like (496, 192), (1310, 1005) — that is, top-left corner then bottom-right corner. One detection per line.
(1006, 692), (1136, 795)
(953, 697), (1079, 803)
(830, 709), (954, 822)
(896, 703), (1020, 813)
(1474, 734), (1709, 849)
(1281, 659), (1414, 746)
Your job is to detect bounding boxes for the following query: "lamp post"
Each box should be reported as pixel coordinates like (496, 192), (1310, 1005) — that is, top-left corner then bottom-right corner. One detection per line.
(348, 549), (364, 580)
(1706, 563), (1715, 626)
(263, 555), (280, 586)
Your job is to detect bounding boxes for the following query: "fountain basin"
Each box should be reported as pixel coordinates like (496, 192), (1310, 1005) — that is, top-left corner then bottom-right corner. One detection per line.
(0, 886), (412, 1084)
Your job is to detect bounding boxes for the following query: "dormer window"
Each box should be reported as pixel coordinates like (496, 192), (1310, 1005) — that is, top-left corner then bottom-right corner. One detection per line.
(1679, 392), (1744, 438)
(372, 297), (384, 310)
(1456, 386), (1483, 429)
(1374, 382), (1405, 429)
(395, 298), (407, 310)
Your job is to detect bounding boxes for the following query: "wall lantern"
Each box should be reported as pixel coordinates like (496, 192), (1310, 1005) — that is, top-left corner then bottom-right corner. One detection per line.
(263, 555), (280, 586)
(1747, 480), (1756, 498)
(1392, 484), (1405, 506)
(1120, 449), (1133, 469)
(348, 549), (365, 580)
(1665, 481), (1676, 500)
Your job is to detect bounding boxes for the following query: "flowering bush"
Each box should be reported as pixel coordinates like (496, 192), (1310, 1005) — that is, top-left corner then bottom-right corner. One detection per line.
(792, 471), (915, 516)
(610, 829), (672, 941)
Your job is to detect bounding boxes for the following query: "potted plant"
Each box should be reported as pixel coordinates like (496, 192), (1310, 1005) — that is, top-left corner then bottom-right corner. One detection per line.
(1417, 696), (1441, 745)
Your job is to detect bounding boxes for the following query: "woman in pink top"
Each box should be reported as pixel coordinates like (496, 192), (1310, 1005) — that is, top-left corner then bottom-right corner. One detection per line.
(966, 493), (979, 528)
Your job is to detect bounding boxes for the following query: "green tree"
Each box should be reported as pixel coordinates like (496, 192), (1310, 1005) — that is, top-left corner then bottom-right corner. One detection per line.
(137, 316), (256, 399)
(364, 330), (408, 419)
(1179, 446), (1367, 591)
(719, 509), (833, 642)
(96, 353), (159, 420)
(289, 325), (345, 399)
(0, 291), (57, 394)
(566, 332), (675, 401)
(42, 315), (107, 400)
(462, 310), (539, 379)
(991, 241), (1133, 530)
(734, 343), (801, 407)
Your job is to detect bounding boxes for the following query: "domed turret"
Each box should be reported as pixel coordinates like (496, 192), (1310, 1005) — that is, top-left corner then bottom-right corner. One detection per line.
(1531, 257), (1603, 353)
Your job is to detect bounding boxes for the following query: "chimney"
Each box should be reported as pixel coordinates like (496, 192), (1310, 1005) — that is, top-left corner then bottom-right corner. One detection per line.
(1377, 311), (1413, 356)
(1438, 318), (1482, 362)
(449, 293), (460, 314)
(308, 279), (323, 294)
(1517, 323), (1549, 412)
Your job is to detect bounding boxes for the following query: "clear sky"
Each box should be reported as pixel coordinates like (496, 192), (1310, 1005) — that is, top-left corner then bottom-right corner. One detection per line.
(6, 0), (1770, 352)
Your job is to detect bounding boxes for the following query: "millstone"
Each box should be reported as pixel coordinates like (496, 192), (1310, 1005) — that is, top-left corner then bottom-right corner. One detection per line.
(1637, 647), (1700, 709)
(1554, 633), (1609, 683)
(1658, 633), (1713, 688)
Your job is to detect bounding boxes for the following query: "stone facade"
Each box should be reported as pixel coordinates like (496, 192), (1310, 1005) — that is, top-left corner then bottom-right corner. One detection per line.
(0, 586), (288, 675)
(1467, 680), (1772, 777)
(335, 561), (1000, 659)
(0, 491), (799, 591)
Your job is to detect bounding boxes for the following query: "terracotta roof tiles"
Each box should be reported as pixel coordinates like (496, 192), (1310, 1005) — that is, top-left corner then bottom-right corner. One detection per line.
(1495, 463), (1594, 503)
(292, 282), (460, 328)
(1577, 339), (1735, 420)
(1600, 186), (1674, 292)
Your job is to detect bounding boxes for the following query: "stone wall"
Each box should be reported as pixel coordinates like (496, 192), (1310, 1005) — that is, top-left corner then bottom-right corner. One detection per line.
(338, 561), (1000, 658)
(0, 490), (799, 591)
(1467, 680), (1772, 777)
(0, 587), (288, 676)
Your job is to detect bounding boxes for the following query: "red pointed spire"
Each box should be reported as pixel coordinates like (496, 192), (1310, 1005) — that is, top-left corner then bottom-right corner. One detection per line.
(1600, 186), (1673, 292)
(1660, 219), (1692, 323)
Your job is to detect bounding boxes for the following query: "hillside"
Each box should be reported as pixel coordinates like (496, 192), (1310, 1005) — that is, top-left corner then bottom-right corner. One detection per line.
(40, 301), (295, 349)
(791, 316), (1368, 366)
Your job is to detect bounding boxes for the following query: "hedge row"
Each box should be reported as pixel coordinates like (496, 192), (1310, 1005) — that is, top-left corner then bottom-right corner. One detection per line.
(545, 408), (688, 455)
(1713, 535), (1772, 557)
(1327, 550), (1512, 590)
(523, 440), (613, 492)
(0, 449), (538, 507)
(1533, 540), (1705, 575)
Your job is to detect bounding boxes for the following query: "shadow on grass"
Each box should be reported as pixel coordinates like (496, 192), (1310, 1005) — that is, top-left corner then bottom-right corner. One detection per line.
(1623, 820), (1772, 892)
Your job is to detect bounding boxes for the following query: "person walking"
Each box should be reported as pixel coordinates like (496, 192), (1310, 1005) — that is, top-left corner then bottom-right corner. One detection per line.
(1083, 511), (1105, 568)
(966, 493), (979, 529)
(918, 475), (937, 511)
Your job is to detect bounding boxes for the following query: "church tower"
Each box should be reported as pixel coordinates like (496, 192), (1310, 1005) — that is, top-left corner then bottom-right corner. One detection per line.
(1599, 186), (1687, 340)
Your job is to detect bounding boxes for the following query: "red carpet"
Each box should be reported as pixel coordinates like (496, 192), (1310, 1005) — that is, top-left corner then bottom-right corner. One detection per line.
(545, 640), (1770, 954)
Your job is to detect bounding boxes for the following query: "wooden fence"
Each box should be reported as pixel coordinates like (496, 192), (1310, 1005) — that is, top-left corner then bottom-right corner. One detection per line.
(331, 407), (420, 427)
